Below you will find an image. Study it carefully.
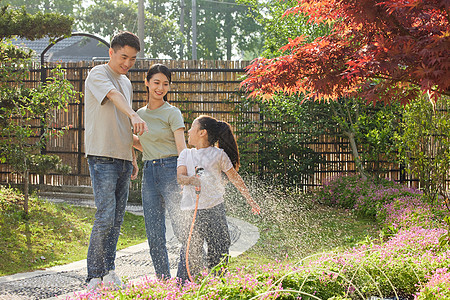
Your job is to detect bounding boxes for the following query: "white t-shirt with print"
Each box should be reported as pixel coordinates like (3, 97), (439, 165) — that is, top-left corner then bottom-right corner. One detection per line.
(177, 146), (233, 210)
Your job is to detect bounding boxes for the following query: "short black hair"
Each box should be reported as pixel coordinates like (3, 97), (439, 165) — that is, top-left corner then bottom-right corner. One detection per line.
(110, 31), (141, 52)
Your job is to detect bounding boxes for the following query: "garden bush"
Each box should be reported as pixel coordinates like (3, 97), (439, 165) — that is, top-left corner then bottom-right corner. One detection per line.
(317, 174), (429, 219)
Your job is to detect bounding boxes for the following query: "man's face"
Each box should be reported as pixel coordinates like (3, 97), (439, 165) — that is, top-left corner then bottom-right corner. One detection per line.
(108, 45), (138, 75)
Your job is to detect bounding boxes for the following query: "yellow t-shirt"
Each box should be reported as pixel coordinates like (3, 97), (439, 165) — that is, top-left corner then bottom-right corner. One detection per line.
(137, 102), (185, 160)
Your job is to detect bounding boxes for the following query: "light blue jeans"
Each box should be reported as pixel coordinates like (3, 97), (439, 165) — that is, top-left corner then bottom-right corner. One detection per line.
(141, 156), (184, 278)
(86, 156), (133, 281)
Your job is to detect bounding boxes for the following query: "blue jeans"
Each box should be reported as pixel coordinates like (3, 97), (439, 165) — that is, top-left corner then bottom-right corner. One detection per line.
(177, 203), (231, 282)
(86, 156), (133, 281)
(141, 156), (184, 278)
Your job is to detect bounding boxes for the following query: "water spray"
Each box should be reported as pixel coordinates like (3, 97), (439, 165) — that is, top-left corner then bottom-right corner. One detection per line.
(186, 166), (204, 282)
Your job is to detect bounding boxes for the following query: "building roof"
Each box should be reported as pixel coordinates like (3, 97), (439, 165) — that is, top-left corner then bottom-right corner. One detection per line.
(11, 35), (110, 62)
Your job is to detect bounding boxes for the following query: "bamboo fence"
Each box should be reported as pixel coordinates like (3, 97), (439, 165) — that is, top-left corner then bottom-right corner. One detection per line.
(0, 60), (446, 191)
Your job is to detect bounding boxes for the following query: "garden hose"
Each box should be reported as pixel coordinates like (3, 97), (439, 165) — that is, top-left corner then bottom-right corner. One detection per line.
(186, 167), (204, 282)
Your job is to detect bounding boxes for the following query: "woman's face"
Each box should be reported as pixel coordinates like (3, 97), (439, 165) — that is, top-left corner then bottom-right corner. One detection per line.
(145, 72), (170, 101)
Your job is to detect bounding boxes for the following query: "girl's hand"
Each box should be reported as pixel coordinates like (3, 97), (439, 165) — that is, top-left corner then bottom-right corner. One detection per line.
(248, 199), (261, 215)
(189, 176), (201, 186)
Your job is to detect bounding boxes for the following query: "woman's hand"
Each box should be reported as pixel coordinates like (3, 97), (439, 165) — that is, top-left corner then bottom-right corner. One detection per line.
(131, 158), (139, 180)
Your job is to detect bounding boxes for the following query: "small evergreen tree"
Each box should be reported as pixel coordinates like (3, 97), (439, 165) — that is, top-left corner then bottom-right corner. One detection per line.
(0, 4), (74, 216)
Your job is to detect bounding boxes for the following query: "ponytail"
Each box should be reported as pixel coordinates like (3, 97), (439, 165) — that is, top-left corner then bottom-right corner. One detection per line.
(217, 121), (240, 171)
(197, 115), (240, 170)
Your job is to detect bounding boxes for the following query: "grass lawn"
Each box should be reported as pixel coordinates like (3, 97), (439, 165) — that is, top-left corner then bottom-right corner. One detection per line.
(0, 178), (379, 279)
(0, 186), (147, 276)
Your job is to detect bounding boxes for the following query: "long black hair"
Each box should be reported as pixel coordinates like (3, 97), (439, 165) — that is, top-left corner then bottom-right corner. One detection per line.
(146, 64), (171, 101)
(196, 115), (240, 171)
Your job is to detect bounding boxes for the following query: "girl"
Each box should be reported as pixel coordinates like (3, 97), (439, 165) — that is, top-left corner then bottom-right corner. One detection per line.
(176, 115), (260, 282)
(133, 64), (186, 279)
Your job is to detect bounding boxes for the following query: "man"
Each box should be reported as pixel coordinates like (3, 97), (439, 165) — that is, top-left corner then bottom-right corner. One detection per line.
(84, 31), (148, 290)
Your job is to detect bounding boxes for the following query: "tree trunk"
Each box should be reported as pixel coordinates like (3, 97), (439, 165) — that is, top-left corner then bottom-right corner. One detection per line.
(24, 168), (29, 216)
(225, 12), (232, 60)
(344, 130), (367, 180)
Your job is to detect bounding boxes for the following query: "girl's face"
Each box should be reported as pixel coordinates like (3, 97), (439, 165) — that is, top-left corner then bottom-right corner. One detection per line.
(145, 72), (170, 101)
(188, 119), (204, 147)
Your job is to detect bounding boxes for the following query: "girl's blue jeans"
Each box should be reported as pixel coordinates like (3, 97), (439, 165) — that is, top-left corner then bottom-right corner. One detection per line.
(86, 156), (133, 281)
(141, 156), (184, 278)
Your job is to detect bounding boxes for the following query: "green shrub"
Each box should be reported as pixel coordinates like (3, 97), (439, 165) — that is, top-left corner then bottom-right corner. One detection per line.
(395, 96), (450, 203)
(317, 174), (425, 220)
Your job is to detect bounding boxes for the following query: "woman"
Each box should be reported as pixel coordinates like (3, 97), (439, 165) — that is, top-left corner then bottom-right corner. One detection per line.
(134, 64), (186, 279)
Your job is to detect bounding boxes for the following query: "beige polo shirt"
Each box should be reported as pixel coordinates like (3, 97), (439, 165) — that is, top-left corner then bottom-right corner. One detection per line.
(84, 64), (133, 161)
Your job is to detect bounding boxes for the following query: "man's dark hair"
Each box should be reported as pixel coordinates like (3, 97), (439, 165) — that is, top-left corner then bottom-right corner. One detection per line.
(110, 31), (141, 52)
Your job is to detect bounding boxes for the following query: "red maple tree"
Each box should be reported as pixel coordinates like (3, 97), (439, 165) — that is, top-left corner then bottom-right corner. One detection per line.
(241, 0), (450, 105)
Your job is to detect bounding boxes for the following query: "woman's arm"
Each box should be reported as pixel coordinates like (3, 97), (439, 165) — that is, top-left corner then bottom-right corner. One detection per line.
(131, 148), (139, 180)
(225, 167), (260, 215)
(173, 128), (187, 155)
(177, 165), (200, 186)
(133, 134), (143, 152)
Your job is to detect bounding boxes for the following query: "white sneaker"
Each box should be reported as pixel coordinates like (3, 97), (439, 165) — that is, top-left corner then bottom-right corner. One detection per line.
(87, 277), (102, 291)
(103, 270), (123, 288)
